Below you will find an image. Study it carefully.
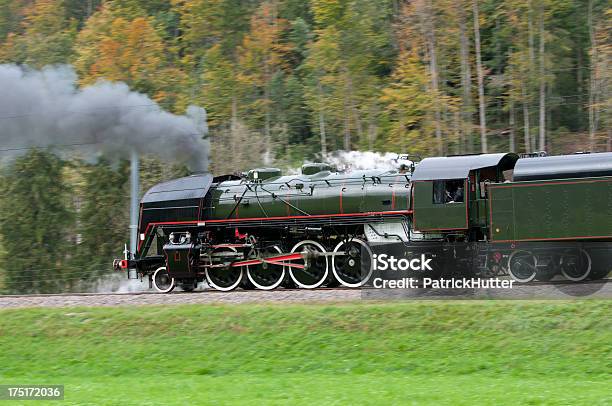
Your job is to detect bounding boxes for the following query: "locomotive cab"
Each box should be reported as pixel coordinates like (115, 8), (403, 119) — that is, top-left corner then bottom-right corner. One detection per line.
(411, 153), (519, 236)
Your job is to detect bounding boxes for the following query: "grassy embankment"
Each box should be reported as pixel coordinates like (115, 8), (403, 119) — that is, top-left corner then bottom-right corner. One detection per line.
(0, 300), (610, 405)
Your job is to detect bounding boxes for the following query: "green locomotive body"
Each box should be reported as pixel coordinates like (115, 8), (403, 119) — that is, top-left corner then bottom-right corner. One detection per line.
(206, 166), (411, 220)
(116, 152), (612, 292)
(131, 162), (414, 291)
(489, 177), (612, 242)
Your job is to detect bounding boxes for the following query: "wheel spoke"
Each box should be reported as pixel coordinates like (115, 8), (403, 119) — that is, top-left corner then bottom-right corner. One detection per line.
(289, 240), (328, 289)
(247, 246), (285, 290)
(332, 238), (372, 287)
(206, 247), (243, 291)
(508, 251), (537, 283)
(560, 249), (591, 282)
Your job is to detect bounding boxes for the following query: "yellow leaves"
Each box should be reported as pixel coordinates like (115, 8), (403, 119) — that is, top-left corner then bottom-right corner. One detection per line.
(96, 17), (163, 83)
(199, 44), (240, 126)
(311, 0), (345, 28)
(74, 5), (166, 93)
(237, 1), (290, 83)
(3, 0), (76, 66)
(380, 50), (462, 155)
(380, 52), (431, 109)
(302, 29), (341, 120)
(152, 90), (168, 104)
(0, 32), (16, 62)
(93, 37), (122, 77)
(22, 0), (66, 36)
(71, 3), (191, 109)
(231, 1), (292, 127)
(125, 18), (164, 77)
(171, 0), (243, 64)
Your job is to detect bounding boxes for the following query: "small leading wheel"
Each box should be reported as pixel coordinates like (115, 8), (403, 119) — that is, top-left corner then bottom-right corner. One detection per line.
(332, 238), (373, 287)
(560, 249), (591, 282)
(508, 250), (537, 283)
(289, 240), (329, 289)
(152, 267), (175, 293)
(205, 247), (243, 291)
(246, 246), (286, 290)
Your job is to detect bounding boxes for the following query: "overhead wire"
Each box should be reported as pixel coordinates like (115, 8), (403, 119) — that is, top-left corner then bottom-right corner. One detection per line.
(1, 267), (116, 278)
(0, 103), (159, 120)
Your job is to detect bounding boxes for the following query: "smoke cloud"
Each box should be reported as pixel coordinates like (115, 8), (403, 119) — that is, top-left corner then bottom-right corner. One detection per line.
(323, 150), (400, 171)
(0, 64), (209, 171)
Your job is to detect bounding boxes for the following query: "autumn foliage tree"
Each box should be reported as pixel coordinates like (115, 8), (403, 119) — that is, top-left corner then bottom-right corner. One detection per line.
(0, 0), (607, 163)
(74, 3), (183, 105)
(0, 0), (76, 66)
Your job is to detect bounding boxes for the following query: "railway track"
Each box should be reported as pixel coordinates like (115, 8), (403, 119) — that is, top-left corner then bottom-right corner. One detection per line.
(0, 286), (363, 299)
(0, 279), (609, 308)
(0, 278), (609, 299)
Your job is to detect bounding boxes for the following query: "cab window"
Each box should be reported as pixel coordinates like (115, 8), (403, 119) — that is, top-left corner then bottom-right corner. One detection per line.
(433, 180), (465, 204)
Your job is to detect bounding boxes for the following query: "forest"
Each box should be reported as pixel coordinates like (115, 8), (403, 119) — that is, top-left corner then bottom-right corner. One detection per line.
(0, 0), (609, 292)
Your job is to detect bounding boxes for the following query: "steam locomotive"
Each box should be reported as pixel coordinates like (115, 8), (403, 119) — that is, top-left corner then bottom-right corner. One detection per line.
(115, 152), (612, 292)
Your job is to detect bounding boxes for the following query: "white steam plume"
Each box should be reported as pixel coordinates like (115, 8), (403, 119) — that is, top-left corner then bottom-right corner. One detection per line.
(323, 150), (399, 171)
(0, 64), (209, 171)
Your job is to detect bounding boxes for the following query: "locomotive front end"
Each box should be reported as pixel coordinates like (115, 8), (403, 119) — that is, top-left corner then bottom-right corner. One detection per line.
(113, 173), (214, 290)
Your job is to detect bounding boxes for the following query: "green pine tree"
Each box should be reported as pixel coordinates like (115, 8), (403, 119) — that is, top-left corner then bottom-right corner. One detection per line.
(0, 150), (72, 294)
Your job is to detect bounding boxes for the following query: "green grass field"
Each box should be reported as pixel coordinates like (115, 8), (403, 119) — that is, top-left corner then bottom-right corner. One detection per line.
(0, 300), (610, 405)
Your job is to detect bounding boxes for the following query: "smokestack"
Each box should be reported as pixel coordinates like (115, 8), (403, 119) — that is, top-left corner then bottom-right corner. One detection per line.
(130, 150), (139, 257)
